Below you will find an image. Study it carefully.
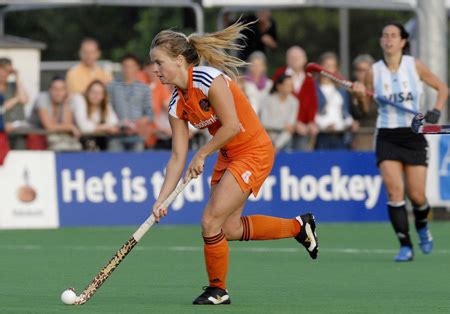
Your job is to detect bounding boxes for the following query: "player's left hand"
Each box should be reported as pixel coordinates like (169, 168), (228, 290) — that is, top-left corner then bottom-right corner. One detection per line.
(424, 108), (441, 124)
(185, 153), (205, 181)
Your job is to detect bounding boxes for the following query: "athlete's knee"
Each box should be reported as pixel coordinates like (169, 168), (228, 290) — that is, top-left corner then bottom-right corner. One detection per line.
(409, 193), (427, 207)
(222, 222), (242, 241)
(201, 210), (225, 236)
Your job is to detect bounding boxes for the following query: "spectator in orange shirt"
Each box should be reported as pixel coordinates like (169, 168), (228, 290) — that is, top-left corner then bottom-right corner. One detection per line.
(66, 38), (113, 94)
(141, 61), (173, 149)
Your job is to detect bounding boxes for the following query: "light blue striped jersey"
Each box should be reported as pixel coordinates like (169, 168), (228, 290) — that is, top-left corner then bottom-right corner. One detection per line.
(372, 55), (423, 128)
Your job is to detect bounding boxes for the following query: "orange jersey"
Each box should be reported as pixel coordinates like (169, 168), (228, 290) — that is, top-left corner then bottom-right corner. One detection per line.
(168, 66), (269, 154)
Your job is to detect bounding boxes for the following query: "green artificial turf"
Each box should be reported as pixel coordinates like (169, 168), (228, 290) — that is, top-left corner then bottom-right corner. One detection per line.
(1, 223), (449, 313)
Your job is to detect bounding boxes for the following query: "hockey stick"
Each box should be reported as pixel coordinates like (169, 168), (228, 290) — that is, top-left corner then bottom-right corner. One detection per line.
(305, 62), (420, 115)
(411, 114), (450, 134)
(305, 62), (450, 134)
(71, 177), (192, 305)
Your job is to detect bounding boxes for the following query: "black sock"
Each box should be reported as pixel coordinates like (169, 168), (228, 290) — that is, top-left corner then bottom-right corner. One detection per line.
(413, 203), (430, 230)
(388, 202), (412, 248)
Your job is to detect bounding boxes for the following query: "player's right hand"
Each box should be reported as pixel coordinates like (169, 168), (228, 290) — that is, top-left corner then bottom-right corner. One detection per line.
(152, 202), (167, 223)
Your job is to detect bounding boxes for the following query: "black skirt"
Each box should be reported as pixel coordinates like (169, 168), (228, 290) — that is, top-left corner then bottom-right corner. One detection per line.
(375, 127), (428, 166)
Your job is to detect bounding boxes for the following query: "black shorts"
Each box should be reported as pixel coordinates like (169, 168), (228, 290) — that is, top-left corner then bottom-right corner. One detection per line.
(375, 128), (428, 167)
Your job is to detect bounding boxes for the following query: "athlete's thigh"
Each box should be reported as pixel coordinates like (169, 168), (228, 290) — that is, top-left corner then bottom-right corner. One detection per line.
(204, 170), (251, 223)
(404, 164), (427, 204)
(379, 160), (405, 201)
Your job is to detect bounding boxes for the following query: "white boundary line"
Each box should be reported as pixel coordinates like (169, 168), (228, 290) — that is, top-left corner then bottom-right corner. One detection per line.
(1, 244), (450, 255)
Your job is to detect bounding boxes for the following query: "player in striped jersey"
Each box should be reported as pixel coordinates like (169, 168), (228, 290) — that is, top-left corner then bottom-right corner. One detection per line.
(149, 22), (319, 305)
(354, 22), (448, 262)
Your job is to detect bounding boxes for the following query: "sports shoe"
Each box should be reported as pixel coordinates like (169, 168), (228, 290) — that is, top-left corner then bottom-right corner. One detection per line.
(394, 246), (413, 262)
(417, 226), (433, 254)
(192, 286), (230, 305)
(295, 213), (319, 259)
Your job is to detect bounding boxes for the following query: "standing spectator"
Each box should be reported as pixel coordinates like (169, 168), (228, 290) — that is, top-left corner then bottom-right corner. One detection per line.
(28, 76), (81, 151)
(314, 52), (357, 150)
(239, 10), (278, 61)
(108, 53), (152, 151)
(142, 61), (172, 149)
(66, 38), (113, 94)
(260, 74), (299, 152)
(72, 80), (119, 150)
(352, 54), (376, 125)
(242, 51), (272, 116)
(0, 59), (29, 149)
(273, 46), (319, 150)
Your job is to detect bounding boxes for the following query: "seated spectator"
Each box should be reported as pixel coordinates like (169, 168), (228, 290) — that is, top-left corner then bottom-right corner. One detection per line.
(28, 76), (81, 151)
(72, 80), (119, 150)
(0, 59), (29, 149)
(108, 53), (152, 151)
(314, 52), (358, 150)
(272, 46), (318, 151)
(66, 38), (113, 94)
(242, 51), (272, 116)
(260, 74), (299, 152)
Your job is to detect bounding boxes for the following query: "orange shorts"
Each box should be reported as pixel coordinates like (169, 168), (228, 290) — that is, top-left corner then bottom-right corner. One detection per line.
(211, 136), (275, 196)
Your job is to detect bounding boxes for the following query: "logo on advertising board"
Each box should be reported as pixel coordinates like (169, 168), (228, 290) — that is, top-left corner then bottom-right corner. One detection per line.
(439, 136), (450, 200)
(0, 151), (59, 229)
(56, 151), (387, 227)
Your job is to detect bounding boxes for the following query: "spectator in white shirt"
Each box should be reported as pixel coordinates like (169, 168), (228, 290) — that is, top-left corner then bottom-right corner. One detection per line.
(314, 52), (358, 150)
(72, 80), (119, 150)
(260, 73), (299, 151)
(241, 51), (272, 116)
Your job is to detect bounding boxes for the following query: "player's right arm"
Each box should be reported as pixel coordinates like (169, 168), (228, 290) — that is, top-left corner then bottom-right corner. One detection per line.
(152, 114), (190, 222)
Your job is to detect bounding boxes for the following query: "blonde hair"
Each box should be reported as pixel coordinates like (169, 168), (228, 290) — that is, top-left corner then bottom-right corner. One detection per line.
(151, 21), (252, 79)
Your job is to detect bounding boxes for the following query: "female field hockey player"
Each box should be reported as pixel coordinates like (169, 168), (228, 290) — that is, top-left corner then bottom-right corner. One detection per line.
(353, 22), (448, 262)
(150, 22), (319, 305)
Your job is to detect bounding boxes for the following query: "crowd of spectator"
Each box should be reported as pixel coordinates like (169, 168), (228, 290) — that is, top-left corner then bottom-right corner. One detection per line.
(0, 12), (375, 153)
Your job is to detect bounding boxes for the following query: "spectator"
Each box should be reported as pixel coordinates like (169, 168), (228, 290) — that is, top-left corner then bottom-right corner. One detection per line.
(352, 54), (376, 126)
(239, 10), (278, 61)
(260, 73), (299, 152)
(72, 80), (119, 150)
(314, 52), (357, 150)
(272, 46), (319, 150)
(141, 61), (172, 149)
(28, 76), (81, 151)
(242, 51), (272, 116)
(108, 53), (152, 151)
(66, 38), (113, 94)
(0, 59), (29, 149)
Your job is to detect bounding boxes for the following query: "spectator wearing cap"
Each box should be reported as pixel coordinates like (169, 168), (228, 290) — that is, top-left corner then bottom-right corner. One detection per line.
(107, 53), (152, 151)
(272, 46), (318, 151)
(66, 38), (113, 94)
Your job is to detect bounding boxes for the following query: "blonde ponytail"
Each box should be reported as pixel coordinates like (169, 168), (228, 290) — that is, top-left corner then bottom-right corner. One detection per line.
(151, 21), (253, 79)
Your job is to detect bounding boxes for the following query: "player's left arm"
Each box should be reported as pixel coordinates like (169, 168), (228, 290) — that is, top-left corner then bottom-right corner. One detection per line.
(416, 59), (448, 122)
(184, 76), (241, 180)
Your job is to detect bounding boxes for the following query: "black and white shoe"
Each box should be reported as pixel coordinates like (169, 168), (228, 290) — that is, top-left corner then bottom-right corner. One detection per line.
(295, 213), (319, 259)
(192, 286), (231, 305)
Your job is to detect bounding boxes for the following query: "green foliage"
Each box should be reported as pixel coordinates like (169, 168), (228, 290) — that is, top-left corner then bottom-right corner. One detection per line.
(6, 7), (140, 61)
(111, 8), (194, 63)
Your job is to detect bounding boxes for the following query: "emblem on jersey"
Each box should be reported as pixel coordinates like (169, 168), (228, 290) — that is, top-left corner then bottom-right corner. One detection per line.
(182, 110), (188, 119)
(199, 98), (211, 112)
(241, 171), (252, 184)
